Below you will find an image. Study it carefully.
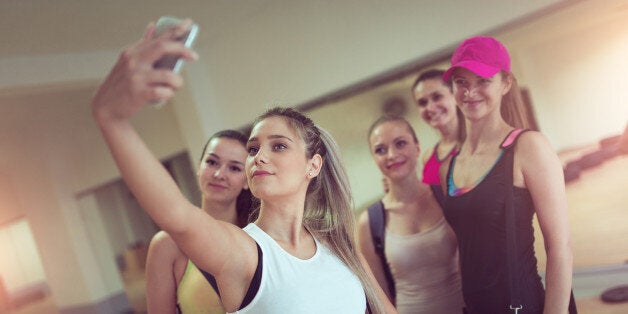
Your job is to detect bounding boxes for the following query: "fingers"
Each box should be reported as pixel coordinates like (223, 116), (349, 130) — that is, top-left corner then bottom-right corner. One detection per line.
(142, 40), (198, 66)
(143, 69), (185, 103)
(142, 22), (156, 40)
(95, 19), (195, 112)
(158, 19), (193, 40)
(147, 69), (185, 90)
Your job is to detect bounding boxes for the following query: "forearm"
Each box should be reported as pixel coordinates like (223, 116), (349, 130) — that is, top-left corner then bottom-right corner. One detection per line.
(543, 244), (573, 314)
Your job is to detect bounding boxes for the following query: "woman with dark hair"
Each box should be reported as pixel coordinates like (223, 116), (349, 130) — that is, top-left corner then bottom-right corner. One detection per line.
(411, 69), (465, 204)
(146, 129), (253, 313)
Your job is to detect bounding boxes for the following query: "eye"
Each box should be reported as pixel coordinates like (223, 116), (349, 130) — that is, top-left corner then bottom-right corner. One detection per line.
(205, 158), (218, 166)
(374, 146), (386, 155)
(395, 140), (407, 148)
(416, 99), (428, 108)
(273, 143), (287, 151)
(480, 78), (491, 84)
(453, 78), (466, 86)
(247, 146), (259, 156)
(432, 94), (442, 101)
(230, 165), (243, 172)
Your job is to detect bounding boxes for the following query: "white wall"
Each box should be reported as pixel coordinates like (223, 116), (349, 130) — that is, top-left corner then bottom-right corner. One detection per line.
(502, 0), (628, 151)
(192, 0), (564, 132)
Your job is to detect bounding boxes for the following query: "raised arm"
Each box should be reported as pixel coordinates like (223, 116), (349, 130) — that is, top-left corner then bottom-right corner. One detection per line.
(91, 21), (258, 304)
(515, 132), (573, 314)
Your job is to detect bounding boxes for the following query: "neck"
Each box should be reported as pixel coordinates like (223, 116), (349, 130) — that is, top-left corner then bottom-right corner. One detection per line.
(203, 199), (239, 225)
(464, 116), (511, 153)
(387, 173), (424, 202)
(255, 195), (308, 245)
(436, 117), (460, 144)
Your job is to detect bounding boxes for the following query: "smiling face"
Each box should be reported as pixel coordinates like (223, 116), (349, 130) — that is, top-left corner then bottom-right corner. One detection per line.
(451, 67), (512, 122)
(413, 78), (458, 129)
(245, 116), (319, 201)
(369, 120), (420, 181)
(198, 137), (248, 204)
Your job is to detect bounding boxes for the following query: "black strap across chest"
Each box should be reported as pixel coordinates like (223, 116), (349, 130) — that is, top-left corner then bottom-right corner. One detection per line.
(367, 200), (396, 303)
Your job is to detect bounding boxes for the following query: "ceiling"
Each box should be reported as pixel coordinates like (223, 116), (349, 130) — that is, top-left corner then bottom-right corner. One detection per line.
(0, 0), (270, 59)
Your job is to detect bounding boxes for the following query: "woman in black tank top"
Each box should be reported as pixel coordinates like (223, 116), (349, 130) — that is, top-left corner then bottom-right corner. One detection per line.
(439, 36), (574, 313)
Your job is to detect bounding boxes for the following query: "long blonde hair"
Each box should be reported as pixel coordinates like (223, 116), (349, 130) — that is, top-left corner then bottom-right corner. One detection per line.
(252, 107), (384, 313)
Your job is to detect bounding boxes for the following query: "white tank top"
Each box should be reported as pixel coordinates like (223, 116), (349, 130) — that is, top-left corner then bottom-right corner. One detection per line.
(230, 223), (366, 314)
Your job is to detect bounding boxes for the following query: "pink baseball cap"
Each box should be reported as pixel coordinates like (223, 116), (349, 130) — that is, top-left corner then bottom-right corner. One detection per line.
(442, 36), (511, 81)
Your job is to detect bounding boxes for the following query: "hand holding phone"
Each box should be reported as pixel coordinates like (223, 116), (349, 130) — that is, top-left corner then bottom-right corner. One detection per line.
(153, 16), (199, 73)
(150, 16), (199, 108)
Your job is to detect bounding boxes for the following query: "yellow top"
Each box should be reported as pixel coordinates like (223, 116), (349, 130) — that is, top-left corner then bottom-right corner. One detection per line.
(176, 260), (225, 314)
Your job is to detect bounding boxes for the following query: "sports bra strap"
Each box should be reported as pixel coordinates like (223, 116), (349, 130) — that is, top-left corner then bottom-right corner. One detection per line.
(500, 128), (528, 149)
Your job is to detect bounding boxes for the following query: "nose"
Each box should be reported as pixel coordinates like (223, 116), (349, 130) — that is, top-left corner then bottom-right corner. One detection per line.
(426, 99), (438, 111)
(253, 149), (267, 165)
(464, 82), (478, 97)
(213, 166), (226, 179)
(387, 146), (398, 160)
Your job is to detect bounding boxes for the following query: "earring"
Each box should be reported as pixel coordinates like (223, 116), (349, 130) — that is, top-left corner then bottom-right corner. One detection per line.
(309, 172), (313, 177)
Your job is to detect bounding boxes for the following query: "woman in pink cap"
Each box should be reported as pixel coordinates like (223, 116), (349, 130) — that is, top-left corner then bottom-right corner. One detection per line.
(439, 36), (574, 313)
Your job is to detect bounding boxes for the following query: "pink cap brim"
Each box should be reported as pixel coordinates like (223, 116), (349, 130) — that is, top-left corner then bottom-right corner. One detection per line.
(443, 60), (502, 81)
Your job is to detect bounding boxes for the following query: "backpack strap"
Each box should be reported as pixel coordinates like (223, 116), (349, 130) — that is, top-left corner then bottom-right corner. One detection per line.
(367, 201), (396, 302)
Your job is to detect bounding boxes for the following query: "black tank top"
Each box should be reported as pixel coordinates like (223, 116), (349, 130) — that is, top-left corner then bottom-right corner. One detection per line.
(443, 132), (544, 313)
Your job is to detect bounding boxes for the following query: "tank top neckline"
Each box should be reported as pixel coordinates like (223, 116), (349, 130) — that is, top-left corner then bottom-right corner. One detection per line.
(434, 142), (458, 163)
(385, 215), (446, 238)
(248, 223), (321, 262)
(448, 150), (504, 197)
(447, 129), (520, 197)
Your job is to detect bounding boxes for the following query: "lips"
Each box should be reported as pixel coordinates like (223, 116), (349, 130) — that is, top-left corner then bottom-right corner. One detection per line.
(428, 110), (445, 122)
(252, 170), (272, 178)
(387, 161), (405, 170)
(208, 183), (227, 190)
(463, 99), (483, 107)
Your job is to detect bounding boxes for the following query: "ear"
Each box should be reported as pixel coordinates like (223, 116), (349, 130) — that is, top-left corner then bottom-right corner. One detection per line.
(307, 154), (323, 179)
(501, 72), (513, 96)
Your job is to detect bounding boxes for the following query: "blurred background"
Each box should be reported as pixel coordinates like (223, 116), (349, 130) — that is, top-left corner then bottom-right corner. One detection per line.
(0, 0), (627, 313)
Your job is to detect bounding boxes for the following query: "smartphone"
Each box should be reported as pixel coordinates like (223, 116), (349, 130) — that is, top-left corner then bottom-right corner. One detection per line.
(153, 16), (199, 73)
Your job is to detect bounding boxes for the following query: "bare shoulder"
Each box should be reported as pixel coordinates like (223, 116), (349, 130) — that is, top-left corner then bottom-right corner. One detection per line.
(515, 130), (556, 161)
(357, 210), (370, 231)
(148, 230), (185, 260)
(514, 131), (563, 188)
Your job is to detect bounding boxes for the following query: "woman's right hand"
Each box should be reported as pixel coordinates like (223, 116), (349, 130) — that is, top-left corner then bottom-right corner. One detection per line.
(91, 20), (198, 125)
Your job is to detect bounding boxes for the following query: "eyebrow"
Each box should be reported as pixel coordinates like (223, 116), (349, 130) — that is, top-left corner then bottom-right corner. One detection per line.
(372, 135), (406, 146)
(247, 134), (295, 144)
(207, 153), (244, 166)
